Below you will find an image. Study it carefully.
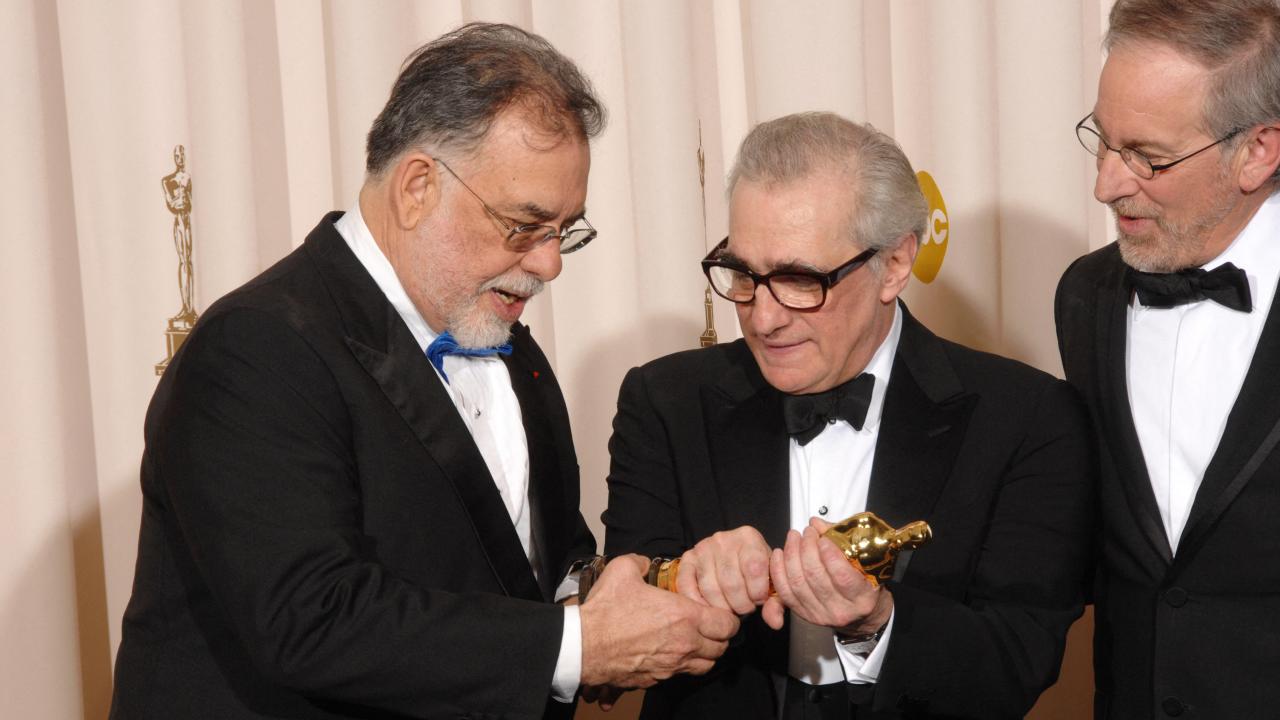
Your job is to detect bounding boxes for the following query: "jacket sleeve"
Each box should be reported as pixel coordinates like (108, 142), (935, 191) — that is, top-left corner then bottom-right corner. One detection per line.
(870, 379), (1097, 718)
(601, 365), (690, 559)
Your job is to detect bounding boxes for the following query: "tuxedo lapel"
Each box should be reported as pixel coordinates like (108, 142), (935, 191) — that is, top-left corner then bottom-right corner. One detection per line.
(868, 307), (974, 530)
(502, 326), (566, 600)
(1177, 295), (1280, 567)
(305, 216), (543, 602)
(702, 343), (791, 550)
(1095, 263), (1174, 565)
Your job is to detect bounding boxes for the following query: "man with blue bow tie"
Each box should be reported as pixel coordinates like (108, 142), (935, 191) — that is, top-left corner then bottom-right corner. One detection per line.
(1057, 1), (1280, 717)
(109, 23), (736, 720)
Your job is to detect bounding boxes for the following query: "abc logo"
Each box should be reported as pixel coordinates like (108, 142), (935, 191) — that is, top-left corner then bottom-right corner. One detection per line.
(913, 171), (948, 284)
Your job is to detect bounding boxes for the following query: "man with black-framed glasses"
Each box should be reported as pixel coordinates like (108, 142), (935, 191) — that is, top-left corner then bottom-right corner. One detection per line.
(1056, 2), (1280, 718)
(603, 112), (1094, 719)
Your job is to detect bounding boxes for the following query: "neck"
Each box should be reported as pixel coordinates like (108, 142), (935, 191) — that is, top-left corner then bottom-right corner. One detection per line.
(1193, 188), (1270, 267)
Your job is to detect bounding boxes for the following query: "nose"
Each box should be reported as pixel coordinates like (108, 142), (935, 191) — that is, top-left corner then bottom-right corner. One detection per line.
(1094, 150), (1140, 205)
(745, 283), (790, 337)
(519, 238), (563, 282)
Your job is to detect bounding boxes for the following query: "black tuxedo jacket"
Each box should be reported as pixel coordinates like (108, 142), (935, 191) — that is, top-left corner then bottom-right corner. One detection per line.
(603, 306), (1095, 719)
(109, 213), (594, 720)
(1057, 243), (1280, 720)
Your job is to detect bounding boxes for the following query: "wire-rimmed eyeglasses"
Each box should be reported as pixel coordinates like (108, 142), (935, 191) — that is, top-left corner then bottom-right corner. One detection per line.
(1075, 113), (1242, 180)
(435, 158), (597, 254)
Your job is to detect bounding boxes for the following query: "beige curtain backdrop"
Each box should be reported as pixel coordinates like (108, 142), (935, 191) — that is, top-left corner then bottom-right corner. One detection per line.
(2, 1), (1117, 717)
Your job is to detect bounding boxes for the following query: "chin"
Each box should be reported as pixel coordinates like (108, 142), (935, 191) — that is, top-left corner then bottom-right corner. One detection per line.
(1118, 234), (1189, 273)
(448, 309), (513, 349)
(757, 366), (814, 395)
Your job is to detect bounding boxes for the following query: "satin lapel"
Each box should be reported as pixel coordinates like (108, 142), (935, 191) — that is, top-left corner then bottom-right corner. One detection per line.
(305, 218), (542, 602)
(1177, 296), (1280, 567)
(502, 325), (565, 601)
(867, 309), (974, 529)
(703, 343), (791, 550)
(1096, 266), (1174, 565)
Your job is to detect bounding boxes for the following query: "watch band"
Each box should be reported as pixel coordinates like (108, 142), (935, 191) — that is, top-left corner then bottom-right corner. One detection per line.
(835, 623), (887, 656)
(573, 555), (608, 604)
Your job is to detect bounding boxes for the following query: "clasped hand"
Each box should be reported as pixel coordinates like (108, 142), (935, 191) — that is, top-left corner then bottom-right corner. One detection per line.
(675, 518), (892, 635)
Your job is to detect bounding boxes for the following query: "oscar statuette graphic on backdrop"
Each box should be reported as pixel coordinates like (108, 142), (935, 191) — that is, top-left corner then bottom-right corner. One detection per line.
(696, 123), (718, 348)
(156, 145), (198, 375)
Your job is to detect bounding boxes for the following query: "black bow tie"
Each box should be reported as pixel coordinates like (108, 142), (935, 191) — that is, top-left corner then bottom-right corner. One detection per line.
(782, 373), (876, 446)
(1127, 262), (1252, 312)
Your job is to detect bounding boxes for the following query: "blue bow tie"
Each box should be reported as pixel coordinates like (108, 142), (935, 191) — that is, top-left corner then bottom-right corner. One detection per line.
(425, 331), (512, 383)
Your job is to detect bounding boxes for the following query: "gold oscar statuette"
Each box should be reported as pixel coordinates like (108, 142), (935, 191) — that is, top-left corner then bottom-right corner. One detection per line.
(156, 144), (199, 375)
(652, 511), (931, 594)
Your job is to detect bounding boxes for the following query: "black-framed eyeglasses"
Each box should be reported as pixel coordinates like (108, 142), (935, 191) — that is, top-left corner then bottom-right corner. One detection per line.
(700, 236), (877, 311)
(1075, 113), (1243, 180)
(435, 158), (597, 254)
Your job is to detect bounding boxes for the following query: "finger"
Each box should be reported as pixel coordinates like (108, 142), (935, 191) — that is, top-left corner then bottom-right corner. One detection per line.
(696, 604), (741, 641)
(610, 554), (650, 577)
(769, 546), (794, 604)
(761, 595), (786, 630)
(676, 553), (710, 606)
(599, 687), (621, 712)
(691, 552), (734, 611)
(742, 547), (772, 605)
(798, 527), (840, 607)
(693, 634), (731, 663)
(684, 657), (717, 677)
(818, 535), (870, 598)
(783, 529), (822, 615)
(713, 546), (757, 614)
(808, 516), (834, 533)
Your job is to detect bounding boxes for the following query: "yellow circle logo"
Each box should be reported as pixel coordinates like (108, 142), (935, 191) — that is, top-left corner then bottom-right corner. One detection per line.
(913, 171), (948, 284)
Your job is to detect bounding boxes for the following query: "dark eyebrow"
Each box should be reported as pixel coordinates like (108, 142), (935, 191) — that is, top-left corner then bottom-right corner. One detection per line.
(716, 251), (820, 274)
(513, 202), (557, 224)
(510, 202), (587, 229)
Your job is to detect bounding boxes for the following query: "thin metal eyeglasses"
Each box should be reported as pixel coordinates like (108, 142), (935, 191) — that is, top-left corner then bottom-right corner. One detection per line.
(700, 236), (878, 311)
(1075, 113), (1243, 180)
(435, 158), (597, 254)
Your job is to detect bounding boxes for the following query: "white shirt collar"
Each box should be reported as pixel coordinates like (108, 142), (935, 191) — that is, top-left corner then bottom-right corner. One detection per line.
(333, 202), (440, 353)
(859, 302), (903, 432)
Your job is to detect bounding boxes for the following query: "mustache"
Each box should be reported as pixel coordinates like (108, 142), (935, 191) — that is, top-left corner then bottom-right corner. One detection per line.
(480, 272), (544, 298)
(1110, 199), (1157, 220)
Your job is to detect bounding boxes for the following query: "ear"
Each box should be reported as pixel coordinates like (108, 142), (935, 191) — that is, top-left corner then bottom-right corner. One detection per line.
(389, 151), (443, 230)
(878, 233), (918, 304)
(1237, 125), (1280, 194)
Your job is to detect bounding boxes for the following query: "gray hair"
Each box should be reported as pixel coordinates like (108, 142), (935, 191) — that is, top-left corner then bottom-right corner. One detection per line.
(365, 22), (605, 177)
(1107, 0), (1280, 161)
(727, 112), (927, 267)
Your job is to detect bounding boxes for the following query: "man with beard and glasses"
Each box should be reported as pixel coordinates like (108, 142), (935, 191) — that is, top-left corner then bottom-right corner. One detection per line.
(108, 23), (737, 720)
(1057, 0), (1280, 717)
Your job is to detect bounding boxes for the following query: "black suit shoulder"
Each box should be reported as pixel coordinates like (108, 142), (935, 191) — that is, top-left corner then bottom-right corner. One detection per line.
(630, 340), (755, 390)
(1055, 242), (1126, 389)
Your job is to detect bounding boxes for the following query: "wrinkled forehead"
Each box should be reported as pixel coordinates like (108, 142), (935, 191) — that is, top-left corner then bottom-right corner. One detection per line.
(726, 175), (856, 269)
(1095, 41), (1213, 141)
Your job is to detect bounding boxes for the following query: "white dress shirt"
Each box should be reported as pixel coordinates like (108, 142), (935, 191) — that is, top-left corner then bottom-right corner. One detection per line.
(334, 204), (581, 701)
(1127, 190), (1280, 553)
(787, 304), (902, 686)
